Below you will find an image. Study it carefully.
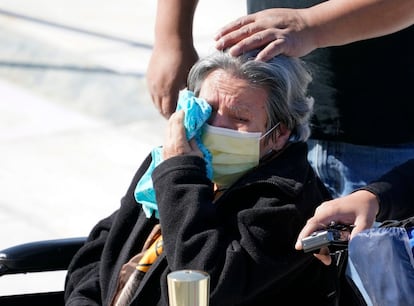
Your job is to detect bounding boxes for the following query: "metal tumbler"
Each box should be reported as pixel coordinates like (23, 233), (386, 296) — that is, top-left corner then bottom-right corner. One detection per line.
(167, 270), (210, 306)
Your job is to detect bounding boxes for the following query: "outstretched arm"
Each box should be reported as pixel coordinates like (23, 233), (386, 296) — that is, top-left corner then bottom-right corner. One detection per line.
(147, 0), (199, 118)
(215, 0), (414, 61)
(295, 159), (414, 251)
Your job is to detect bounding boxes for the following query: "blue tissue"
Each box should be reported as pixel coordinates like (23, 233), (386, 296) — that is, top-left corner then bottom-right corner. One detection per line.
(135, 90), (212, 218)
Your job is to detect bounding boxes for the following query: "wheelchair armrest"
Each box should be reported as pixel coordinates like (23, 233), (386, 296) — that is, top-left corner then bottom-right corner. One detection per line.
(0, 237), (87, 276)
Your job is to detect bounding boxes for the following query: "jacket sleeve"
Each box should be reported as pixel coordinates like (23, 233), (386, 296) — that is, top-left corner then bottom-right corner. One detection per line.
(64, 153), (153, 305)
(153, 155), (327, 304)
(64, 212), (116, 306)
(362, 158), (414, 221)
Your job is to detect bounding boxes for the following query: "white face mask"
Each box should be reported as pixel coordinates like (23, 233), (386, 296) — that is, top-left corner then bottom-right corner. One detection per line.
(201, 123), (279, 188)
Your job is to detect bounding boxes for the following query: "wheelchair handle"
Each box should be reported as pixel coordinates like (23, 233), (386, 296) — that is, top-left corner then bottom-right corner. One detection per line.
(0, 237), (86, 276)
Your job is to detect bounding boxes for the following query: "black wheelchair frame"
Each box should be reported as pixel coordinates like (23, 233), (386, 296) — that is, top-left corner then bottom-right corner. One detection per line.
(0, 237), (366, 306)
(0, 237), (86, 306)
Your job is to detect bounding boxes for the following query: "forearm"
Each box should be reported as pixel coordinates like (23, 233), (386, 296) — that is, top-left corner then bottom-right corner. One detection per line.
(153, 0), (199, 46)
(362, 159), (414, 221)
(303, 0), (414, 48)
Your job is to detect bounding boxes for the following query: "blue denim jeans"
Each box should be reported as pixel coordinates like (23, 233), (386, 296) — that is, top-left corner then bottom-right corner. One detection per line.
(307, 139), (414, 198)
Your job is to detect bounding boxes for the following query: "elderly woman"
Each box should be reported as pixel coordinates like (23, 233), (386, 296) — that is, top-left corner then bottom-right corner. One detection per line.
(64, 51), (335, 306)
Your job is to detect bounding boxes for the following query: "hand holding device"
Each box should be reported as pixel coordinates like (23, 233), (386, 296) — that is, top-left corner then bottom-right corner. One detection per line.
(301, 222), (353, 253)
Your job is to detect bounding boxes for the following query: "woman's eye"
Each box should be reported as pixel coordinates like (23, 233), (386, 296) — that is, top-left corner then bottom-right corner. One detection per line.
(235, 116), (249, 123)
(231, 109), (250, 123)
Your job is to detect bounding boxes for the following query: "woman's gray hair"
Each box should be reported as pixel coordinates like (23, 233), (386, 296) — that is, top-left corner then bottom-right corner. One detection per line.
(187, 50), (314, 142)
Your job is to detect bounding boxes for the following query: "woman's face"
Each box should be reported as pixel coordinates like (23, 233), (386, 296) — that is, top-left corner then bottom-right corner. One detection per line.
(200, 69), (268, 132)
(199, 69), (275, 157)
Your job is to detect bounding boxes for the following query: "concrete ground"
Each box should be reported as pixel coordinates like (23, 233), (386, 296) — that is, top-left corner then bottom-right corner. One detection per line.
(0, 0), (244, 296)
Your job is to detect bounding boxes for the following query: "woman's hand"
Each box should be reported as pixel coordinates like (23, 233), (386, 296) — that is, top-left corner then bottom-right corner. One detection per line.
(162, 110), (203, 160)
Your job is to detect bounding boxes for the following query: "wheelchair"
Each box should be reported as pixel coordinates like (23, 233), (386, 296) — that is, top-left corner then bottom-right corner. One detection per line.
(0, 237), (86, 306)
(2, 220), (413, 306)
(0, 236), (367, 306)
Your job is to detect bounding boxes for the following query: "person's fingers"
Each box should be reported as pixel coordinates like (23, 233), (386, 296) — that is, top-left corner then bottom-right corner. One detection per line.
(254, 37), (288, 61)
(151, 94), (176, 119)
(161, 93), (179, 119)
(225, 29), (283, 57)
(216, 20), (271, 54)
(349, 218), (375, 239)
(348, 224), (365, 240)
(295, 224), (333, 265)
(348, 194), (379, 239)
(295, 217), (326, 250)
(169, 110), (186, 141)
(163, 111), (187, 159)
(216, 28), (257, 54)
(214, 15), (256, 42)
(188, 138), (203, 158)
(146, 45), (198, 119)
(147, 71), (181, 120)
(313, 247), (332, 266)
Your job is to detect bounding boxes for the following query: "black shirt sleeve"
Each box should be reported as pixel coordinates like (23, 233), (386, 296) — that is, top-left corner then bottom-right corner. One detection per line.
(360, 159), (414, 221)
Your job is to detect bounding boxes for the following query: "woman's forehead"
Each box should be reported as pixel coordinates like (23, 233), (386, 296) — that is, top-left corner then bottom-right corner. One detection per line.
(200, 70), (268, 111)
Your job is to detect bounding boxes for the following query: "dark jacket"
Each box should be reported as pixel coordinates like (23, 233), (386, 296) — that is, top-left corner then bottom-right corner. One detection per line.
(64, 142), (336, 306)
(362, 159), (414, 221)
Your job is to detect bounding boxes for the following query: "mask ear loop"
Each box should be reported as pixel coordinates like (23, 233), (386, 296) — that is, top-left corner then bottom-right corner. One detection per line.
(259, 122), (280, 141)
(259, 122), (289, 161)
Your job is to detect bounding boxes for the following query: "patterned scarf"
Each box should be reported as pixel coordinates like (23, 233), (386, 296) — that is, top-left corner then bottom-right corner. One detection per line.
(111, 224), (163, 306)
